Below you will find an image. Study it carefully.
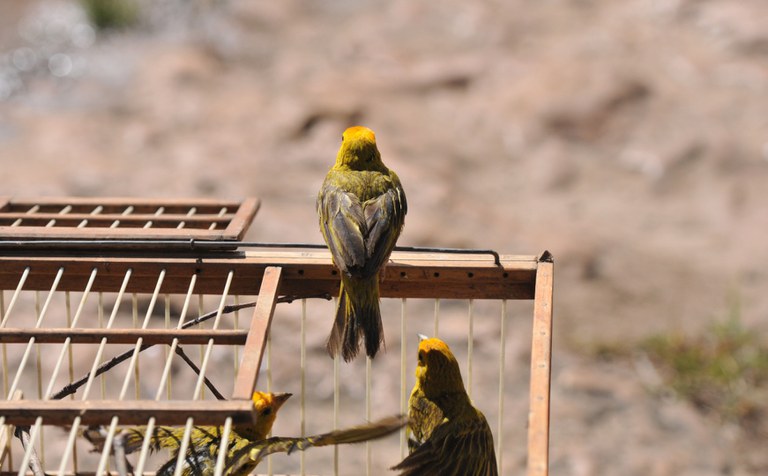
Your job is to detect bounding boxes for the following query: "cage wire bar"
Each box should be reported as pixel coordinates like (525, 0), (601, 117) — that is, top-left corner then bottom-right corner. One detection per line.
(0, 197), (554, 476)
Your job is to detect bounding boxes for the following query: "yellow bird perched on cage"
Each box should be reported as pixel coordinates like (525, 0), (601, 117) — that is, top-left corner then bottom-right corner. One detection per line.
(317, 126), (407, 361)
(393, 336), (498, 476)
(84, 391), (407, 476)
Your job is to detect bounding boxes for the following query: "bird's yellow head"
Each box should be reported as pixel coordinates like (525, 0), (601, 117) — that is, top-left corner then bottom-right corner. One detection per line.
(335, 126), (385, 171)
(415, 337), (466, 399)
(250, 391), (292, 437)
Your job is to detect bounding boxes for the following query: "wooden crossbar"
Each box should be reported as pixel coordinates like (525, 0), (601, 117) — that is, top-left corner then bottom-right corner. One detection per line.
(0, 251), (535, 299)
(0, 328), (248, 345)
(0, 400), (257, 426)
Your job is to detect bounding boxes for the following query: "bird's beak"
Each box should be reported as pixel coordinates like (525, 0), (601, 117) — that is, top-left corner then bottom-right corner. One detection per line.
(274, 392), (293, 407)
(417, 333), (429, 342)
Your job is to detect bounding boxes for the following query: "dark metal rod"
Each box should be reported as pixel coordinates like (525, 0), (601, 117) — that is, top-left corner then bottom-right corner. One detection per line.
(0, 239), (501, 265)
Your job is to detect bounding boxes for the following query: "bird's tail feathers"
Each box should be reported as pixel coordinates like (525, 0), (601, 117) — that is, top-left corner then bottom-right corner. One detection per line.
(326, 277), (383, 361)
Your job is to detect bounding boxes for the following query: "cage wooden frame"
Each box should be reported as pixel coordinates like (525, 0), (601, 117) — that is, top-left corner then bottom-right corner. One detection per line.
(0, 213), (554, 476)
(0, 197), (260, 242)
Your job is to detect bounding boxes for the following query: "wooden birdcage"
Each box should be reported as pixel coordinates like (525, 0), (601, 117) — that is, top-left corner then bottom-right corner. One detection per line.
(0, 197), (554, 476)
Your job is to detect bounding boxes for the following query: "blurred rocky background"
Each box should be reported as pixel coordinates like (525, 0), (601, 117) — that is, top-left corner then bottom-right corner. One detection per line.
(1, 0), (768, 474)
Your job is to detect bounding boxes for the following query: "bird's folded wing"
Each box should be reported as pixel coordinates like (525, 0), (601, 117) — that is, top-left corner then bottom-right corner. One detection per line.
(318, 184), (368, 275)
(392, 418), (497, 476)
(363, 185), (406, 272)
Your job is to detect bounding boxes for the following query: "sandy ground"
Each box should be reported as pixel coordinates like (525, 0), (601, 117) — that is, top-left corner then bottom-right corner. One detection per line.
(2, 0), (768, 474)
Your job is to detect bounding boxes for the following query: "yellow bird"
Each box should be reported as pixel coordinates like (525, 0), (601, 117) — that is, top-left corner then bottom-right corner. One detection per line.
(85, 392), (291, 476)
(317, 126), (407, 361)
(85, 391), (407, 476)
(393, 337), (498, 476)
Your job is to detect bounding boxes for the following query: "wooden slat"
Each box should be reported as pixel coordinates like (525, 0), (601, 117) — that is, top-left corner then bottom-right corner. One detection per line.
(0, 251), (536, 299)
(0, 328), (248, 345)
(6, 197), (243, 210)
(232, 267), (283, 400)
(527, 256), (554, 476)
(0, 227), (234, 242)
(0, 212), (235, 224)
(224, 197), (260, 240)
(0, 400), (257, 426)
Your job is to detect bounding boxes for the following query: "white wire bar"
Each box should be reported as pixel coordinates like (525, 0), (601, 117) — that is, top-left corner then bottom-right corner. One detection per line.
(433, 298), (440, 338)
(399, 298), (407, 459)
(143, 206), (165, 229)
(266, 314), (273, 476)
(0, 291), (10, 473)
(233, 295), (241, 376)
(177, 207), (196, 230)
(109, 205), (134, 228)
(56, 270), (133, 476)
(300, 299), (307, 476)
(5, 268), (63, 412)
(15, 416), (42, 476)
(133, 274), (198, 476)
(207, 207), (228, 231)
(366, 355), (372, 476)
(77, 204), (103, 228)
(44, 204), (72, 228)
(172, 270), (234, 476)
(96, 269), (166, 476)
(131, 293), (140, 400)
(468, 299), (475, 401)
(198, 294), (206, 400)
(10, 204), (39, 227)
(333, 354), (340, 476)
(497, 300), (508, 474)
(44, 269), (98, 399)
(212, 417), (233, 476)
(8, 268), (64, 475)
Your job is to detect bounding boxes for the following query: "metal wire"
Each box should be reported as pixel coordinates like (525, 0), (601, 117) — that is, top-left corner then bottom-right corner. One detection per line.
(11, 204), (39, 227)
(366, 355), (372, 476)
(97, 269), (166, 476)
(213, 417), (233, 476)
(400, 299), (408, 460)
(6, 268), (63, 412)
(134, 274), (198, 476)
(16, 416), (43, 476)
(300, 299), (307, 476)
(173, 270), (233, 476)
(468, 299), (474, 401)
(333, 353), (340, 476)
(44, 269), (97, 399)
(0, 240), (502, 265)
(497, 300), (507, 474)
(56, 270), (131, 476)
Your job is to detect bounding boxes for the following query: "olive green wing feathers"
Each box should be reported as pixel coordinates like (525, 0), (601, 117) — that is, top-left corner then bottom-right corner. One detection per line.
(318, 180), (368, 276)
(363, 175), (407, 272)
(407, 386), (444, 451)
(318, 172), (406, 278)
(226, 415), (407, 475)
(393, 415), (498, 476)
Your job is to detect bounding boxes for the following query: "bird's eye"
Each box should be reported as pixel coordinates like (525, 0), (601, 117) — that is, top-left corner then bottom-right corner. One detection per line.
(262, 408), (272, 416)
(341, 135), (344, 141)
(417, 351), (424, 364)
